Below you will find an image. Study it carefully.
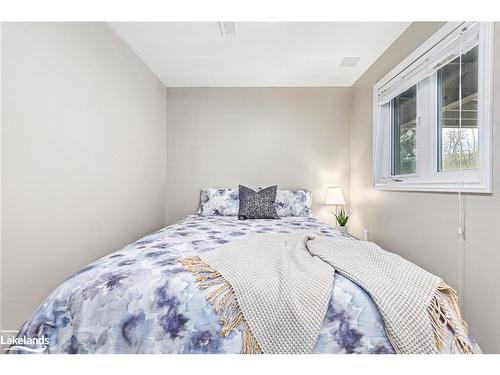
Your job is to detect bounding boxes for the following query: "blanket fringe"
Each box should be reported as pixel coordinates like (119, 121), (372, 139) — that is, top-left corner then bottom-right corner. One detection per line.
(427, 282), (473, 354)
(180, 256), (262, 354)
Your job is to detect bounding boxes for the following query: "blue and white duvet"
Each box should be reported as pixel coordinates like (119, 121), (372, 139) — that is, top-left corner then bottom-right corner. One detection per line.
(13, 215), (476, 354)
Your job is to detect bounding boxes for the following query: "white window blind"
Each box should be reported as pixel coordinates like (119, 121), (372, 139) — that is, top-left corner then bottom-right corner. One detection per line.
(377, 23), (479, 105)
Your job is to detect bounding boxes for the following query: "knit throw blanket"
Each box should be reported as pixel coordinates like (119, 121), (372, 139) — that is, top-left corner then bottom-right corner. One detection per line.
(180, 233), (473, 354)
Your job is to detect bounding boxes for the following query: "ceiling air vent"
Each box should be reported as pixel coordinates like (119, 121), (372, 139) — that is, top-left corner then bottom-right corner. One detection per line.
(219, 22), (238, 37)
(340, 57), (361, 67)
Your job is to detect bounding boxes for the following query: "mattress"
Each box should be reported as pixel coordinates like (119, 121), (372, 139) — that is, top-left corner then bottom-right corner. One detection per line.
(12, 215), (477, 354)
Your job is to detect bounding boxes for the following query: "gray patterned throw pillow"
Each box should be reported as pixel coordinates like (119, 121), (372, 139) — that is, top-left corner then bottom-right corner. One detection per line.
(238, 185), (280, 220)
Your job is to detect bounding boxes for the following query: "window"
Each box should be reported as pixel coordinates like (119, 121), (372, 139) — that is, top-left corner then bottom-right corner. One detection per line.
(391, 85), (417, 176)
(437, 46), (478, 172)
(373, 22), (493, 193)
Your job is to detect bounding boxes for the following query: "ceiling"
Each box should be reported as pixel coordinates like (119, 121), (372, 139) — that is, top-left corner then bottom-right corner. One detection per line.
(109, 22), (410, 87)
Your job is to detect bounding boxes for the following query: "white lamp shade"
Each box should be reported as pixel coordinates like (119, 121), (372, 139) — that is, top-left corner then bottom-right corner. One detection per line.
(325, 187), (345, 205)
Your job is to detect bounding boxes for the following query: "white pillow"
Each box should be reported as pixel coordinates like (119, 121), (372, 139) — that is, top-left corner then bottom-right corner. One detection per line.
(274, 189), (312, 217)
(197, 188), (239, 216)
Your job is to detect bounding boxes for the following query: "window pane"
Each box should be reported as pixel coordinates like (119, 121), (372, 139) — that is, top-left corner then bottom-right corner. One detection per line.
(437, 45), (478, 171)
(391, 86), (417, 175)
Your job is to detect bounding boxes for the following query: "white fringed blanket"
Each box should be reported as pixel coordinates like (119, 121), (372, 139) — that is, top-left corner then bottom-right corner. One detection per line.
(181, 233), (473, 354)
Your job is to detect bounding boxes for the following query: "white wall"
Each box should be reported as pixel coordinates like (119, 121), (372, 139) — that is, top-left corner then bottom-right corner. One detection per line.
(0, 23), (167, 332)
(165, 87), (352, 225)
(349, 22), (500, 353)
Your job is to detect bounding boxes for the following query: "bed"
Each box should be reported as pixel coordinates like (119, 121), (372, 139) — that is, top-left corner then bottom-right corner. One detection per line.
(11, 214), (479, 354)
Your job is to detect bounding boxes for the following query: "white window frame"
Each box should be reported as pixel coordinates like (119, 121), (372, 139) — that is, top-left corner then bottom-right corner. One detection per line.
(373, 22), (494, 193)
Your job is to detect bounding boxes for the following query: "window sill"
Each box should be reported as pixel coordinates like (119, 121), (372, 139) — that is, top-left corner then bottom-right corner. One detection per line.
(374, 180), (492, 194)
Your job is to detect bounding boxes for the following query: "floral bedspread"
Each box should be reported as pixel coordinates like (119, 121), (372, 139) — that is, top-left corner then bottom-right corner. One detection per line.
(13, 215), (475, 354)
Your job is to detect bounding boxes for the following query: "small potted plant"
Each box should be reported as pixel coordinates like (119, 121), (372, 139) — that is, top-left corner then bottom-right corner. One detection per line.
(333, 208), (351, 234)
